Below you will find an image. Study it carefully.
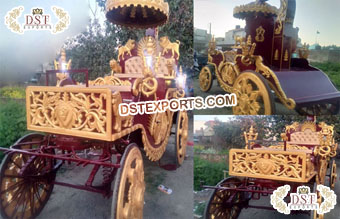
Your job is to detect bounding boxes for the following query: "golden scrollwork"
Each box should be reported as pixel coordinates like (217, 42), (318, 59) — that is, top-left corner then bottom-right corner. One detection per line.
(27, 86), (115, 141)
(118, 39), (136, 61)
(215, 61), (238, 93)
(159, 36), (180, 59)
(232, 71), (273, 115)
(4, 6), (24, 34)
(165, 88), (185, 99)
(148, 112), (169, 145)
(233, 36), (295, 111)
(89, 75), (131, 86)
(255, 26), (265, 42)
(143, 111), (173, 161)
(52, 6), (70, 34)
(132, 77), (158, 97)
(275, 0), (288, 35)
(199, 66), (213, 92)
(229, 149), (315, 182)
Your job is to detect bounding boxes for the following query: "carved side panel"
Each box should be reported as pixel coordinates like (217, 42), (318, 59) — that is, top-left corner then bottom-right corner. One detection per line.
(229, 149), (314, 182)
(26, 86), (113, 141)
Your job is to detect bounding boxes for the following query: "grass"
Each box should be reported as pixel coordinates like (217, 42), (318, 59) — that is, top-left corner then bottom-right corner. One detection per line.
(194, 156), (228, 191)
(311, 62), (340, 90)
(0, 86), (26, 99)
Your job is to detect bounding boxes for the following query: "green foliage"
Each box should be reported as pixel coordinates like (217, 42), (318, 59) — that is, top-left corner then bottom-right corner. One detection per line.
(0, 101), (27, 159)
(311, 62), (340, 89)
(194, 144), (205, 153)
(194, 156), (227, 191)
(64, 0), (193, 80)
(0, 87), (26, 99)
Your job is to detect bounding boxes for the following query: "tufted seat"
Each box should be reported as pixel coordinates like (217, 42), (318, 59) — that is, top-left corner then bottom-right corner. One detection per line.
(289, 129), (320, 145)
(125, 57), (144, 74)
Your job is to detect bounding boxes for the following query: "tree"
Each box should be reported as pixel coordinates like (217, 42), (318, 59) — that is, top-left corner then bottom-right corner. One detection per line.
(63, 0), (193, 80)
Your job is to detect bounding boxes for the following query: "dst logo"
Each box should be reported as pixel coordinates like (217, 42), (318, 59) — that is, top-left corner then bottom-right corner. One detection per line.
(270, 185), (337, 215)
(4, 6), (70, 34)
(24, 8), (52, 30)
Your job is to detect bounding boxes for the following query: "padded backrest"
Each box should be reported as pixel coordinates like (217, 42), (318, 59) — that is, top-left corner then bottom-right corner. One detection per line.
(289, 129), (320, 145)
(125, 57), (143, 74)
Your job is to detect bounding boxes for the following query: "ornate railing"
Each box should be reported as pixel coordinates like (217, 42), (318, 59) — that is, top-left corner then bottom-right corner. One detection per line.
(229, 149), (316, 182)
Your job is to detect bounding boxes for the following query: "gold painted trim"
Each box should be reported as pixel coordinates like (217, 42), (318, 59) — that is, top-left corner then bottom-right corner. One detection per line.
(229, 149), (315, 183)
(26, 86), (113, 141)
(106, 0), (169, 19)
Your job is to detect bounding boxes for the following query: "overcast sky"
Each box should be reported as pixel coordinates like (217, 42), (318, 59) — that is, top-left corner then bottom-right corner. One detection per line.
(194, 0), (340, 46)
(194, 115), (234, 131)
(0, 0), (103, 83)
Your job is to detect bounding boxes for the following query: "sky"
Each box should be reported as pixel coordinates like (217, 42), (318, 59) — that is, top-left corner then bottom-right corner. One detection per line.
(194, 0), (340, 46)
(194, 115), (234, 131)
(0, 0), (103, 83)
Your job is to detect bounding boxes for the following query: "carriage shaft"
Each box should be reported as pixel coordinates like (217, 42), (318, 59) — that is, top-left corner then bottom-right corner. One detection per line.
(0, 147), (121, 168)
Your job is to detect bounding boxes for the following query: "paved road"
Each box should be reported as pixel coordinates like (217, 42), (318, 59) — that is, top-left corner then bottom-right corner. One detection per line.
(195, 158), (340, 219)
(31, 115), (193, 219)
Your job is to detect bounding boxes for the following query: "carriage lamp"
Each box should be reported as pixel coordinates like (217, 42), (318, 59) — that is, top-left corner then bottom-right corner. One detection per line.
(176, 66), (187, 90)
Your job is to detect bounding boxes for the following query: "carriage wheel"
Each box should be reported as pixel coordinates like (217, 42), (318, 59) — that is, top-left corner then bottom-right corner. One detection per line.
(311, 182), (324, 219)
(175, 111), (188, 166)
(199, 66), (213, 92)
(111, 144), (145, 219)
(0, 133), (56, 219)
(296, 101), (340, 115)
(329, 160), (337, 189)
(205, 177), (245, 219)
(232, 71), (275, 115)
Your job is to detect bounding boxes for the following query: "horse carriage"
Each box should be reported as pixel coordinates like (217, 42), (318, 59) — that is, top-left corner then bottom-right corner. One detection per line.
(0, 0), (189, 218)
(199, 0), (340, 115)
(204, 120), (338, 219)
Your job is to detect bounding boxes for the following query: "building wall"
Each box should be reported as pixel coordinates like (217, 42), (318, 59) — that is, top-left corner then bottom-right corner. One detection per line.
(308, 50), (340, 63)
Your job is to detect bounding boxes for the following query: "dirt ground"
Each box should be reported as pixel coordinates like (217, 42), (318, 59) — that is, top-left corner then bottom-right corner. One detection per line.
(193, 79), (298, 115)
(194, 158), (340, 219)
(25, 115), (194, 219)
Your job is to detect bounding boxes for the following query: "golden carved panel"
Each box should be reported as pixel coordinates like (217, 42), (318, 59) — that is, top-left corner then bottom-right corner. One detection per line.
(229, 149), (315, 182)
(26, 86), (115, 141)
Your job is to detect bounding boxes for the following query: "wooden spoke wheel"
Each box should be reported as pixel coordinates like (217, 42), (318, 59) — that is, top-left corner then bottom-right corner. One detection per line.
(232, 71), (275, 115)
(205, 177), (245, 219)
(0, 133), (56, 219)
(311, 182), (324, 219)
(111, 144), (145, 219)
(297, 101), (340, 116)
(329, 160), (337, 189)
(175, 111), (188, 167)
(199, 66), (213, 92)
